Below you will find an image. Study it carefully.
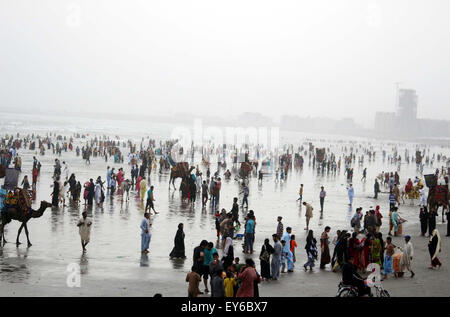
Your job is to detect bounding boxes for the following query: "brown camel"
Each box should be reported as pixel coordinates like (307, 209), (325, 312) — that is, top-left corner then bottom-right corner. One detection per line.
(427, 185), (449, 223)
(0, 200), (52, 247)
(169, 163), (195, 189)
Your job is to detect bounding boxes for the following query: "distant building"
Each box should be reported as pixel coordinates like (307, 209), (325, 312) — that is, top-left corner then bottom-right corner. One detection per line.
(396, 89), (419, 136)
(397, 89), (418, 120)
(374, 88), (449, 139)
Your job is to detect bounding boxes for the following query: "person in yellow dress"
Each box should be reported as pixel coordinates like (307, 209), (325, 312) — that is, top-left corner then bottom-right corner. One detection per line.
(139, 178), (147, 201)
(223, 271), (237, 297)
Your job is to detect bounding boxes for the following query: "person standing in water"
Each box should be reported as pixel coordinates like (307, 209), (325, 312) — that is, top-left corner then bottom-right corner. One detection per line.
(374, 178), (380, 199)
(297, 184), (304, 202)
(77, 211), (92, 253)
(145, 185), (158, 214)
(347, 184), (354, 206)
(140, 212), (151, 254)
(401, 235), (415, 278)
(170, 223), (186, 259)
(303, 201), (313, 230)
(271, 234), (282, 280)
(51, 176), (60, 207)
(319, 186), (326, 212)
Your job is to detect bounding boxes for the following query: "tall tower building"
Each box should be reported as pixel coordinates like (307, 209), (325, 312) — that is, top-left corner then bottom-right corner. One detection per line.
(396, 89), (418, 136)
(397, 89), (418, 120)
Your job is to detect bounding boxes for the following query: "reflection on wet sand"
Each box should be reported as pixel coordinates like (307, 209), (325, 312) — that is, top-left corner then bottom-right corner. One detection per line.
(140, 254), (149, 267)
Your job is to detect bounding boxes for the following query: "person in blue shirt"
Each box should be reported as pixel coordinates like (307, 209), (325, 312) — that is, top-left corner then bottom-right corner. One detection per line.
(244, 215), (256, 254)
(281, 227), (292, 272)
(389, 191), (396, 210)
(140, 212), (151, 254)
(202, 242), (217, 294)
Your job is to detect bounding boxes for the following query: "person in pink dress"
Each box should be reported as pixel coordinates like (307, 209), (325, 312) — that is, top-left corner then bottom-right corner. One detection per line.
(236, 259), (260, 297)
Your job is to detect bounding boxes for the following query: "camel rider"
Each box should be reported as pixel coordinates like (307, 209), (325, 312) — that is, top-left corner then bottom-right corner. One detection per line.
(406, 178), (413, 193)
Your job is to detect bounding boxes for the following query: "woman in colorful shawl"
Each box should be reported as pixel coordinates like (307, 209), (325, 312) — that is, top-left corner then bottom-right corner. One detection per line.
(236, 259), (259, 297)
(320, 227), (331, 269)
(370, 235), (382, 266)
(117, 169), (124, 188)
(359, 235), (371, 272)
(428, 229), (442, 269)
(391, 209), (399, 236)
(169, 223), (186, 259)
(135, 175), (142, 192)
(347, 232), (360, 269)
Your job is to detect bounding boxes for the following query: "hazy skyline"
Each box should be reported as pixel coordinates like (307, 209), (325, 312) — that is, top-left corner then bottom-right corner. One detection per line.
(1, 0), (449, 125)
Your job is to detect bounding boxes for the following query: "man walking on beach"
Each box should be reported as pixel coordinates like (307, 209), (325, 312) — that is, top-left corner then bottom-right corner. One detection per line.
(145, 185), (158, 214)
(77, 211), (92, 253)
(140, 212), (151, 254)
(303, 202), (313, 230)
(347, 184), (354, 206)
(271, 234), (282, 280)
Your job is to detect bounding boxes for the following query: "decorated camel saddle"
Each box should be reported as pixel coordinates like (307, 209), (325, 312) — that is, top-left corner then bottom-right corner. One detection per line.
(2, 188), (32, 215)
(172, 162), (190, 175)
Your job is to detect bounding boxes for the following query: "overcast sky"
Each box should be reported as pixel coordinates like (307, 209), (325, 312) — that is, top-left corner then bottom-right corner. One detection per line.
(1, 0), (449, 124)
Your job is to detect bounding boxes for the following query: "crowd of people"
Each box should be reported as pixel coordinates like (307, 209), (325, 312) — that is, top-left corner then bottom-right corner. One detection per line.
(0, 132), (449, 298)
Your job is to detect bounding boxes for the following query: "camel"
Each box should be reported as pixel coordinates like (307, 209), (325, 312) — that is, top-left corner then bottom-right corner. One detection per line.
(427, 185), (449, 223)
(0, 200), (52, 247)
(169, 163), (195, 190)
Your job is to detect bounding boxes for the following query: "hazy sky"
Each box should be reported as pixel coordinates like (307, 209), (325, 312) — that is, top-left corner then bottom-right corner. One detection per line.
(1, 0), (449, 124)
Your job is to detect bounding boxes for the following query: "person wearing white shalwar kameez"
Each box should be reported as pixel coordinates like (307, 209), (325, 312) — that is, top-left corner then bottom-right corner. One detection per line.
(400, 235), (415, 277)
(347, 184), (354, 205)
(94, 183), (102, 205)
(77, 212), (92, 252)
(419, 188), (427, 207)
(271, 235), (282, 280)
(141, 213), (151, 253)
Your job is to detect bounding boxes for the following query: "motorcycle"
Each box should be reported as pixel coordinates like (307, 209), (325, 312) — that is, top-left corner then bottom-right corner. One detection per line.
(336, 280), (390, 297)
